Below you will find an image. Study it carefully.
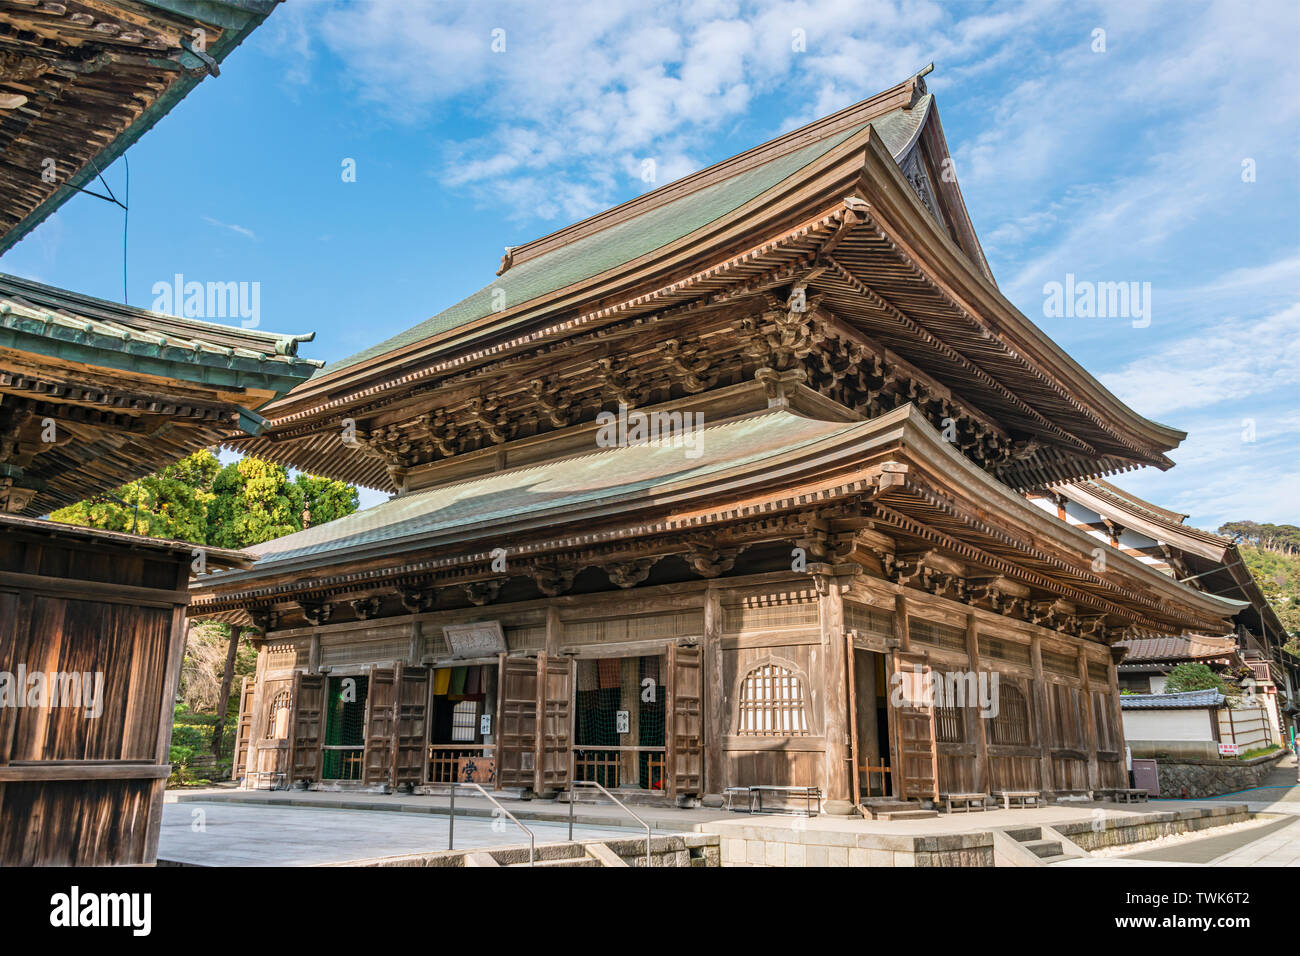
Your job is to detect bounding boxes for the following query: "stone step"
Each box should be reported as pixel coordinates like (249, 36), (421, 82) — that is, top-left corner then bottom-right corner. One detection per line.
(1004, 826), (1043, 843)
(514, 856), (602, 867)
(1022, 839), (1063, 859)
(875, 809), (939, 821)
(488, 842), (588, 865)
(860, 800), (924, 819)
(1037, 854), (1072, 865)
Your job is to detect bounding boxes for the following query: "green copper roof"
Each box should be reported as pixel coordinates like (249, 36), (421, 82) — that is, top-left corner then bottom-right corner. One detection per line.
(321, 104), (933, 378)
(0, 272), (321, 398)
(228, 409), (859, 574)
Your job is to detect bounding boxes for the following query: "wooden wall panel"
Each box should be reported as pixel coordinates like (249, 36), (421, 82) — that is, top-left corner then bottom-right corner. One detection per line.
(0, 525), (189, 866)
(0, 594), (170, 763)
(0, 779), (154, 866)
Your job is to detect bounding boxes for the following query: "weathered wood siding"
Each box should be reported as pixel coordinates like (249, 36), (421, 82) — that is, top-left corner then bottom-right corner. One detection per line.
(0, 525), (189, 865)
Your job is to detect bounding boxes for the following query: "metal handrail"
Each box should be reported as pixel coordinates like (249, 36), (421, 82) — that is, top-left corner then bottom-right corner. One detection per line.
(569, 779), (652, 867)
(448, 782), (535, 866)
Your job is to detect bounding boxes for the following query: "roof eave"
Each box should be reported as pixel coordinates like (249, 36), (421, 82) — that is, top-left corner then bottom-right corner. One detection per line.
(0, 1), (281, 256)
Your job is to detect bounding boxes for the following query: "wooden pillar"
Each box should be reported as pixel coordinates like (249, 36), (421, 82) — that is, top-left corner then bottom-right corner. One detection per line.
(965, 613), (990, 795)
(146, 564), (192, 864)
(408, 620), (423, 666)
(1030, 634), (1054, 794)
(845, 631), (860, 807)
(819, 570), (852, 812)
(703, 584), (725, 796)
(309, 631), (322, 673)
(888, 593), (910, 796)
(545, 604), (562, 657)
(1078, 651), (1099, 791)
(1107, 651), (1126, 775)
(620, 656), (640, 786)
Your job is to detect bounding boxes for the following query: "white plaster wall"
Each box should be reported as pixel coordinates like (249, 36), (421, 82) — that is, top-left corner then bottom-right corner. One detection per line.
(1123, 708), (1216, 742)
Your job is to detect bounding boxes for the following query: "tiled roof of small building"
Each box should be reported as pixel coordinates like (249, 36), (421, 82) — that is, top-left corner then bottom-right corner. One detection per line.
(1120, 689), (1226, 710)
(1117, 634), (1241, 664)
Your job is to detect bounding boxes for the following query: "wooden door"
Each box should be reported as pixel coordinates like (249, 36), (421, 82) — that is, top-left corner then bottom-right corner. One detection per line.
(289, 673), (324, 784)
(892, 650), (938, 801)
(232, 676), (255, 782)
(363, 667), (398, 786)
(666, 643), (703, 799)
(535, 653), (574, 794)
(496, 654), (539, 790)
(393, 665), (429, 789)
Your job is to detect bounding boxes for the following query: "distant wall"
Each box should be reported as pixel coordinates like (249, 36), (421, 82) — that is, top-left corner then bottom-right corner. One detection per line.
(1123, 708), (1216, 742)
(1144, 749), (1286, 799)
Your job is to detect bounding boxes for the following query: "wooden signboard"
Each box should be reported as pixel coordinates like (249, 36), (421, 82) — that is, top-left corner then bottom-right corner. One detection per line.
(457, 755), (496, 785)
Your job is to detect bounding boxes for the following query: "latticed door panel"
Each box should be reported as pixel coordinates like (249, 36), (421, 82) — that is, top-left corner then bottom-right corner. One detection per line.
(289, 673), (324, 783)
(892, 651), (938, 801)
(233, 676), (255, 782)
(536, 653), (574, 793)
(394, 665), (429, 788)
(362, 667), (397, 786)
(667, 643), (703, 798)
(496, 653), (539, 789)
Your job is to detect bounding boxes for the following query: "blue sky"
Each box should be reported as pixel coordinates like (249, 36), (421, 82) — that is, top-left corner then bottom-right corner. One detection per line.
(3, 0), (1296, 531)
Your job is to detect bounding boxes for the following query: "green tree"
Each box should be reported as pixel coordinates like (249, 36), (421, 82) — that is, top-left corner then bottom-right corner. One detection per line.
(49, 449), (220, 543)
(295, 472), (360, 529)
(1164, 662), (1227, 694)
(50, 452), (360, 767)
(203, 456), (302, 548)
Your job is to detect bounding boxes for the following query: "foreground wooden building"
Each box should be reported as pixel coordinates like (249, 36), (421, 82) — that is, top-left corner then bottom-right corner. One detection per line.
(193, 69), (1239, 811)
(0, 283), (319, 865)
(0, 0), (301, 864)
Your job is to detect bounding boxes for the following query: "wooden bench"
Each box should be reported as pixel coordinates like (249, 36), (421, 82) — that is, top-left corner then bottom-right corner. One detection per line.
(1101, 788), (1149, 804)
(994, 789), (1040, 809)
(723, 786), (750, 811)
(942, 792), (989, 813)
(245, 770), (286, 791)
(724, 785), (822, 816)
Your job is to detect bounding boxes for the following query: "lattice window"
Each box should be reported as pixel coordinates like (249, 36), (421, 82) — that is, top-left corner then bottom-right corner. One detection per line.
(988, 682), (1031, 746)
(450, 700), (478, 743)
(935, 702), (967, 744)
(265, 690), (291, 740)
(736, 662), (810, 736)
(910, 617), (967, 652)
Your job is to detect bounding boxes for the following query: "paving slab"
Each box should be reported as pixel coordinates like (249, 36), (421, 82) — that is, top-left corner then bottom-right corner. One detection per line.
(159, 800), (634, 866)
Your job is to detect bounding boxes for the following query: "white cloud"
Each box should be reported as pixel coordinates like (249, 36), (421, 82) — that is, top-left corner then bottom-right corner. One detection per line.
(202, 216), (258, 241)
(1098, 299), (1300, 418)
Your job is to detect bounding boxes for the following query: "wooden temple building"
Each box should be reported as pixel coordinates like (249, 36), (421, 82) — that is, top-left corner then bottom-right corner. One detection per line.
(192, 68), (1243, 813)
(1034, 480), (1296, 747)
(0, 0), (304, 865)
